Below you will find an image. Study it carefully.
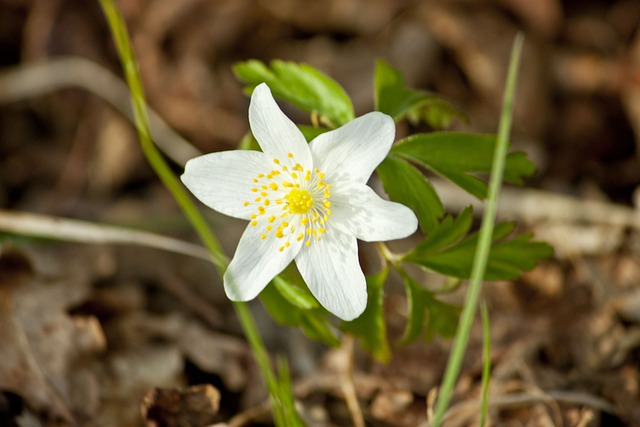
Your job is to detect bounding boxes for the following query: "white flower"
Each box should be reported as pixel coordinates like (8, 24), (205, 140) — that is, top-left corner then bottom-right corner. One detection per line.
(181, 83), (417, 320)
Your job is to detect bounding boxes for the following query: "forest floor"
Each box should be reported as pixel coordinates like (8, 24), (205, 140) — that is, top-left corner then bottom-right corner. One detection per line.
(1, 0), (640, 426)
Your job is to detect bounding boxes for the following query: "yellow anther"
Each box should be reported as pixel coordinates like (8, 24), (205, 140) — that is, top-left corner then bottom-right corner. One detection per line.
(250, 214), (257, 219)
(243, 201), (249, 206)
(288, 152), (294, 158)
(266, 225), (273, 231)
(251, 188), (258, 192)
(264, 200), (270, 206)
(252, 178), (258, 183)
(274, 159), (280, 164)
(268, 215), (276, 223)
(305, 241), (311, 247)
(261, 192), (268, 197)
(251, 220), (258, 226)
(261, 234), (267, 240)
(269, 183), (278, 190)
(297, 233), (304, 241)
(258, 173), (265, 178)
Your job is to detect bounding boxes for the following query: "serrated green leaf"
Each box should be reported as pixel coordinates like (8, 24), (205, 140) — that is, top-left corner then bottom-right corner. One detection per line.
(233, 59), (354, 127)
(341, 268), (391, 363)
(404, 216), (554, 280)
(260, 280), (340, 347)
(375, 59), (466, 128)
(413, 207), (473, 253)
(401, 275), (460, 344)
(377, 154), (443, 233)
(392, 132), (536, 199)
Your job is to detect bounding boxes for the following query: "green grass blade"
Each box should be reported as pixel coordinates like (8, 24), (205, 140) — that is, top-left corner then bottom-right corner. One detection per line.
(430, 33), (524, 427)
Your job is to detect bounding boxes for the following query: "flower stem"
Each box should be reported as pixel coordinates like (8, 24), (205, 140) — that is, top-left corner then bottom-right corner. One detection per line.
(98, 1), (299, 424)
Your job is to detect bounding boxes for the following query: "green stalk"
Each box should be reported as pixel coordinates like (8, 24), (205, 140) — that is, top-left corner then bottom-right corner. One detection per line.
(430, 33), (524, 426)
(98, 0), (226, 272)
(98, 1), (299, 424)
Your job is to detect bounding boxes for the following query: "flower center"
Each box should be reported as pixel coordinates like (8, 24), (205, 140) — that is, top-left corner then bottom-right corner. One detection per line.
(284, 188), (313, 214)
(243, 152), (332, 251)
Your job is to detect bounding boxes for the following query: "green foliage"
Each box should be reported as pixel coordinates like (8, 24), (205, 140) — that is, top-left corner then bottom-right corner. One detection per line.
(234, 59), (354, 128)
(392, 132), (536, 199)
(231, 57), (552, 367)
(261, 275), (340, 347)
(403, 207), (554, 280)
(341, 269), (391, 363)
(375, 59), (466, 128)
(272, 357), (305, 427)
(401, 274), (459, 344)
(377, 154), (443, 234)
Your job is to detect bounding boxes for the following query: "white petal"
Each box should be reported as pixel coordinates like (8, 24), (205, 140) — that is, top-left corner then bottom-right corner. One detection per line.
(330, 181), (418, 242)
(249, 83), (312, 168)
(295, 231), (366, 320)
(181, 151), (271, 220)
(224, 221), (303, 301)
(309, 112), (394, 183)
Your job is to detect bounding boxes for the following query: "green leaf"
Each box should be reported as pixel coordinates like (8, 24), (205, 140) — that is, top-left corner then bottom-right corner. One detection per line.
(274, 275), (318, 310)
(298, 125), (329, 142)
(341, 269), (391, 363)
(413, 207), (473, 253)
(233, 59), (354, 127)
(374, 59), (466, 128)
(404, 211), (554, 280)
(377, 154), (443, 233)
(260, 278), (340, 347)
(392, 132), (536, 199)
(401, 275), (459, 344)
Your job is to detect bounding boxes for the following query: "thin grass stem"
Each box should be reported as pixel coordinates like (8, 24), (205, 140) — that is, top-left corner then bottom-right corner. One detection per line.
(430, 33), (525, 427)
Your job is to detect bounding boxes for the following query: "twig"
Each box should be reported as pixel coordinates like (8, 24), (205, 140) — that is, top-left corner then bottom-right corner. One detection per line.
(437, 390), (614, 427)
(340, 335), (365, 427)
(0, 209), (211, 261)
(432, 178), (640, 230)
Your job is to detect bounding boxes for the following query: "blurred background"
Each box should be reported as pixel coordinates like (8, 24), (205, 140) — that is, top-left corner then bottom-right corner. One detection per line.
(1, 0), (639, 426)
